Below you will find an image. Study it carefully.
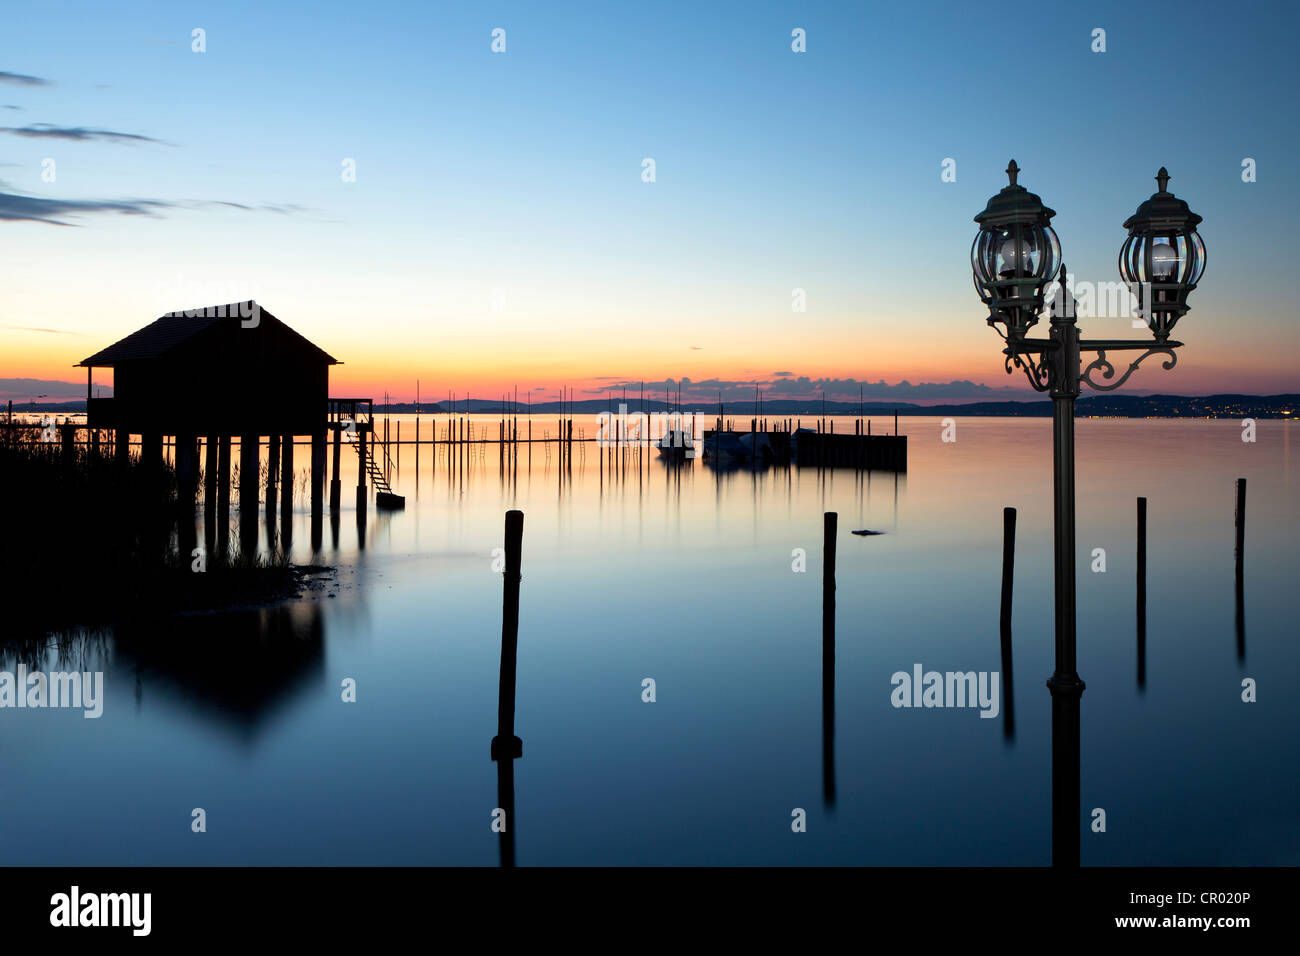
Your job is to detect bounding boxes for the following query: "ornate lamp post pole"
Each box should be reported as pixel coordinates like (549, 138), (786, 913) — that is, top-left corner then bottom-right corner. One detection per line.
(971, 161), (1206, 865)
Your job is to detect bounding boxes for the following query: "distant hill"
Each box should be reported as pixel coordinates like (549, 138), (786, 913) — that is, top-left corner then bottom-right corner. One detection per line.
(11, 393), (1296, 419)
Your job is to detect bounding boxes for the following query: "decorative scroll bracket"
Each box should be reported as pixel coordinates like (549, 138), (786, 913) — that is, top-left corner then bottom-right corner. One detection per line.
(1004, 348), (1054, 392)
(1080, 347), (1178, 392)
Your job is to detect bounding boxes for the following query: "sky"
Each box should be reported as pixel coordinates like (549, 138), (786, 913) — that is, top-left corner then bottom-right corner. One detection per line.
(2, 0), (1298, 404)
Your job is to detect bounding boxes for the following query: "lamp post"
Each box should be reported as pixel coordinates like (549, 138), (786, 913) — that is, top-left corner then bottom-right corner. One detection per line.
(971, 161), (1206, 865)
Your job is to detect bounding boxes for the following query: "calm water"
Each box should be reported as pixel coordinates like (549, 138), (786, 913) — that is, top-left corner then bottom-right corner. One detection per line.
(2, 416), (1296, 865)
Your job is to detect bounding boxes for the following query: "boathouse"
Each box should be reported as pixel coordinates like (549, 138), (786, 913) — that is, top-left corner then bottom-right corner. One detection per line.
(78, 301), (338, 438)
(75, 301), (389, 552)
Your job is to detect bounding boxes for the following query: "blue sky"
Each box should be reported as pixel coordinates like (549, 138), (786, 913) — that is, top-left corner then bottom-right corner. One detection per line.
(2, 0), (1297, 400)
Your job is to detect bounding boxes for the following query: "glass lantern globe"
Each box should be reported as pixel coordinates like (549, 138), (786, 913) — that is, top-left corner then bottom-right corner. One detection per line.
(1119, 168), (1205, 342)
(972, 161), (1062, 340)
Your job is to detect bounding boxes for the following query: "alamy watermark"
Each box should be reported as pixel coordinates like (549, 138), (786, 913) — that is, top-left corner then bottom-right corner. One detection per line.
(0, 665), (104, 718)
(890, 664), (999, 718)
(596, 403), (700, 455)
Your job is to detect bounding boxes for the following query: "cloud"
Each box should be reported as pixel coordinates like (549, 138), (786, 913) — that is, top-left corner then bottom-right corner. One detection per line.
(0, 185), (309, 226)
(0, 324), (83, 335)
(585, 375), (1029, 403)
(0, 189), (172, 225)
(209, 200), (306, 214)
(0, 71), (51, 87)
(3, 105), (23, 111)
(0, 123), (169, 145)
(772, 370), (793, 377)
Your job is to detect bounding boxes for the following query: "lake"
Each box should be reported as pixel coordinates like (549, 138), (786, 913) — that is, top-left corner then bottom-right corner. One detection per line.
(2, 416), (1295, 865)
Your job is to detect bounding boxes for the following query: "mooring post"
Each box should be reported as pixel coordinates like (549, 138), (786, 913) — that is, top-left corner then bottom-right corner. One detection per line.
(1235, 478), (1246, 661)
(822, 510), (837, 808)
(494, 509), (525, 752)
(1000, 507), (1017, 630)
(492, 509), (525, 866)
(1234, 477), (1246, 574)
(1137, 496), (1147, 688)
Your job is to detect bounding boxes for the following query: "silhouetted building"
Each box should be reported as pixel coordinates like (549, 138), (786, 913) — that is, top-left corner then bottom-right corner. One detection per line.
(78, 301), (339, 437)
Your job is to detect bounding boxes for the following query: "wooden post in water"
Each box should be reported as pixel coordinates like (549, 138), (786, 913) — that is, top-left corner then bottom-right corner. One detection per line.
(175, 432), (199, 561)
(280, 432), (294, 530)
(492, 509), (525, 867)
(1000, 506), (1017, 631)
(356, 426), (368, 514)
(266, 433), (281, 525)
(1235, 478), (1246, 661)
(999, 506), (1017, 741)
(822, 511), (837, 808)
(238, 434), (259, 556)
(1137, 496), (1147, 688)
(330, 424), (342, 513)
(311, 430), (326, 517)
(216, 435), (232, 554)
(204, 433), (218, 549)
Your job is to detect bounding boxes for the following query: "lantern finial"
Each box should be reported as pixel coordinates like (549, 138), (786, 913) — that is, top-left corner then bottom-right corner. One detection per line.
(1006, 160), (1020, 186)
(1155, 167), (1170, 193)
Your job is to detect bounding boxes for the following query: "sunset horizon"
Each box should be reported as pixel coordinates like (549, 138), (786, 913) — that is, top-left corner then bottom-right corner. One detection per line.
(2, 0), (1293, 936)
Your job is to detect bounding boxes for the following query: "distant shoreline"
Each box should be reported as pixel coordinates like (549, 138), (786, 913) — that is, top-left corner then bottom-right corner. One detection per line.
(9, 393), (1297, 420)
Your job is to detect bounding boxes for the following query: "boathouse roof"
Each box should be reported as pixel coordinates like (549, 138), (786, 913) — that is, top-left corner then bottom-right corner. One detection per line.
(77, 301), (340, 367)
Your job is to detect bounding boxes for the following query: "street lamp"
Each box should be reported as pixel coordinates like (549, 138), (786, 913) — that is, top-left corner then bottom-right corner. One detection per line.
(971, 161), (1205, 865)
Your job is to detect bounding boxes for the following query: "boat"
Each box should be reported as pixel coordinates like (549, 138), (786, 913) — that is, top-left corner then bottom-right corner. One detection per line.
(655, 429), (698, 460)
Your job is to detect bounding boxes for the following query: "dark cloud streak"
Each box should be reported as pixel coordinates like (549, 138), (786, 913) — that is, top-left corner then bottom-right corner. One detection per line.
(0, 124), (169, 145)
(0, 72), (51, 87)
(0, 189), (169, 225)
(0, 187), (310, 226)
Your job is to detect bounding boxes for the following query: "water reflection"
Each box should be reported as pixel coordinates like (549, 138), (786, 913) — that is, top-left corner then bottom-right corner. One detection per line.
(112, 602), (326, 742)
(7, 417), (1292, 866)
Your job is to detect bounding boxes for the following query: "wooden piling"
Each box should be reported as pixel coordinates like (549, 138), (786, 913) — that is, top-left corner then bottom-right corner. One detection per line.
(266, 433), (281, 523)
(204, 433), (218, 546)
(311, 430), (326, 517)
(278, 433), (293, 552)
(330, 424), (342, 513)
(216, 435), (232, 551)
(822, 510), (837, 808)
(496, 509), (524, 746)
(356, 425), (368, 514)
(1235, 478), (1246, 660)
(1000, 507), (1016, 630)
(1137, 496), (1147, 688)
(1234, 478), (1246, 575)
(238, 434), (259, 552)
